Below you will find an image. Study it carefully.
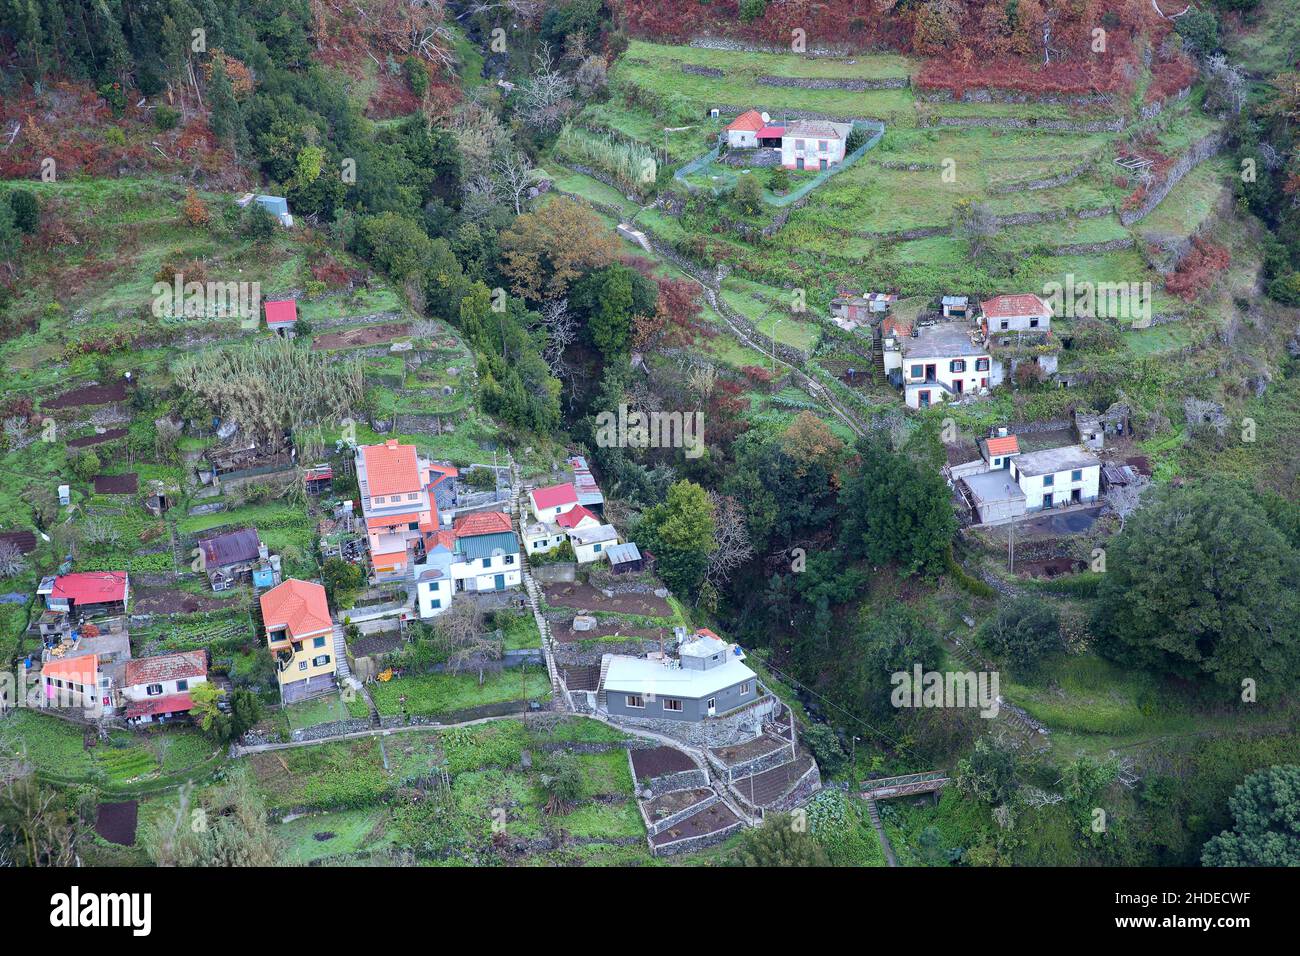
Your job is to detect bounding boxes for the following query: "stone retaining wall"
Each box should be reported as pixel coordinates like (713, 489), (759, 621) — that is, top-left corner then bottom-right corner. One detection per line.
(1119, 132), (1223, 226)
(931, 115), (1126, 133)
(711, 742), (797, 783)
(917, 88), (1113, 106)
(987, 158), (1094, 195)
(757, 74), (909, 91)
(650, 818), (745, 857)
(609, 694), (779, 748)
(638, 767), (710, 798)
(642, 791), (722, 836)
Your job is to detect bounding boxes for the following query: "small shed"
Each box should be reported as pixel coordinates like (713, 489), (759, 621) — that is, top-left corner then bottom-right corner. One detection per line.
(605, 541), (644, 575)
(941, 295), (970, 319)
(264, 299), (298, 336)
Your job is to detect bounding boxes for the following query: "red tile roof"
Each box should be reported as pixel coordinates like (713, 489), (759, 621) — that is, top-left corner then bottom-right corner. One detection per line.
(362, 441), (422, 497)
(125, 650), (207, 688)
(882, 315), (912, 337)
(260, 579), (332, 639)
(452, 510), (513, 537)
(365, 511), (422, 530)
(725, 110), (765, 133)
(981, 294), (1051, 319)
(757, 125), (785, 138)
(52, 572), (127, 605)
(43, 654), (99, 681)
(984, 435), (1020, 457)
(556, 505), (598, 529)
(423, 530), (458, 552)
(125, 693), (194, 719)
(530, 482), (578, 511)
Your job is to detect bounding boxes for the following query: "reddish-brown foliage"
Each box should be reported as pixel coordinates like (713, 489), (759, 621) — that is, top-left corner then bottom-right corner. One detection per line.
(1165, 237), (1230, 302)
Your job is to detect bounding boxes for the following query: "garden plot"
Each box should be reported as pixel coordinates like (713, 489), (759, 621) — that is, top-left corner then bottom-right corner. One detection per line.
(44, 380), (129, 409)
(358, 667), (552, 720)
(309, 322), (412, 351)
(543, 582), (674, 618)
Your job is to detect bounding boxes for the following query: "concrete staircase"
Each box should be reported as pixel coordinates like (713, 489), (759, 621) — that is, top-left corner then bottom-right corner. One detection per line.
(332, 623), (352, 681)
(595, 655), (612, 708)
(511, 460), (563, 706)
(864, 795), (898, 866)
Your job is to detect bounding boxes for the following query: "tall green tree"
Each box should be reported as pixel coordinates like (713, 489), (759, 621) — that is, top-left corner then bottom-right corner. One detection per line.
(640, 479), (716, 595)
(1092, 480), (1300, 691)
(1202, 765), (1300, 866)
(838, 432), (956, 577)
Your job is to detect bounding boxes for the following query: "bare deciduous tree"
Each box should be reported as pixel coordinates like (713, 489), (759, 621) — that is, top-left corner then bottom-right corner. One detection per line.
(706, 492), (753, 588)
(492, 150), (538, 216)
(433, 600), (502, 677)
(518, 44), (574, 135)
(0, 540), (27, 578)
(536, 297), (577, 375)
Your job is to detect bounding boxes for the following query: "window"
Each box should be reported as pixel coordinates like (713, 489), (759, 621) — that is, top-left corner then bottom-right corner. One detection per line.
(1043, 474), (1055, 487)
(992, 457), (1001, 468)
(818, 140), (828, 151)
(662, 699), (683, 712)
(1071, 469), (1082, 481)
(795, 139), (805, 149)
(482, 558), (491, 568)
(176, 679), (188, 692)
(312, 654), (331, 667)
(537, 539), (547, 548)
(910, 364), (923, 379)
(431, 598), (441, 610)
(1029, 318), (1039, 328)
(976, 357), (990, 371)
(593, 543), (602, 553)
(951, 359), (966, 373)
(408, 522), (418, 531)
(298, 661), (308, 671)
(408, 493), (419, 501)
(1000, 320), (1009, 330)
(555, 506), (562, 515)
(374, 496), (385, 504)
(147, 683), (163, 697)
(707, 698), (716, 711)
(505, 554), (515, 565)
(740, 682), (752, 695)
(314, 636), (327, 648)
(626, 695), (644, 709)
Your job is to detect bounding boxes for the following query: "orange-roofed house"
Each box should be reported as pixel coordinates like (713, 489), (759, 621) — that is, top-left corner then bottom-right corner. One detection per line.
(42, 654), (115, 714)
(356, 440), (434, 580)
(979, 433), (1021, 470)
(724, 110), (766, 148)
(259, 579), (337, 702)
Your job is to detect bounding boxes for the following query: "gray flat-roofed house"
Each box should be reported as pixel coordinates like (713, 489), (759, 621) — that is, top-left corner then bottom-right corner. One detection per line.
(601, 630), (759, 722)
(961, 471), (1027, 524)
(1009, 446), (1101, 511)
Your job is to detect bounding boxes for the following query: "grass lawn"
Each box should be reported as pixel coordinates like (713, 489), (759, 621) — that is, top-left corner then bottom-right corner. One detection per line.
(283, 693), (351, 731)
(3, 710), (223, 793)
(277, 807), (394, 864)
(368, 667), (551, 718)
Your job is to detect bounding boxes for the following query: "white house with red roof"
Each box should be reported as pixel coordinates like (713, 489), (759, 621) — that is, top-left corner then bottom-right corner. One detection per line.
(528, 482), (579, 523)
(781, 121), (852, 170)
(980, 294), (1053, 334)
(447, 510), (521, 593)
(41, 654), (115, 714)
(724, 109), (766, 148)
(122, 650), (208, 725)
(355, 440), (434, 579)
(38, 571), (129, 617)
(264, 299), (298, 336)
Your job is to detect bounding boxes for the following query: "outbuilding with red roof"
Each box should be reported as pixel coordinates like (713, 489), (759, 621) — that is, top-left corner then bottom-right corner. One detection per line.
(528, 482), (579, 522)
(39, 571), (130, 615)
(724, 109), (767, 148)
(264, 299), (298, 334)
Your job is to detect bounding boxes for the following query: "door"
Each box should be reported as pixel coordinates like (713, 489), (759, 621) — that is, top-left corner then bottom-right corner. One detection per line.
(924, 364), (936, 380)
(1072, 488), (1082, 504)
(953, 379), (963, 395)
(796, 158), (804, 170)
(819, 158), (827, 171)
(494, 573), (505, 591)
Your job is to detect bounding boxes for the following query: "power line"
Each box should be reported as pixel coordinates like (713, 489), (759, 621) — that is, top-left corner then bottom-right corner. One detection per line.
(757, 655), (923, 764)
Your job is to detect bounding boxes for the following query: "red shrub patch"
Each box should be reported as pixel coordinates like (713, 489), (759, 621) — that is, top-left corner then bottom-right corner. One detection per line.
(1165, 237), (1230, 302)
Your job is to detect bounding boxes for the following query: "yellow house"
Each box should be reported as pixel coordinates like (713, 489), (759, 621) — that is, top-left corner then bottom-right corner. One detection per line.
(259, 579), (337, 703)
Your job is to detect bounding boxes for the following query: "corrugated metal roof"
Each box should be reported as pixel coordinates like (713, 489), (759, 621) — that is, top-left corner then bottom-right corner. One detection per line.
(458, 532), (519, 561)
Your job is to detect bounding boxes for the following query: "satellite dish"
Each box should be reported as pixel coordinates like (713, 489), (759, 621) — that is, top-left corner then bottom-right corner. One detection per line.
(760, 112), (771, 124)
